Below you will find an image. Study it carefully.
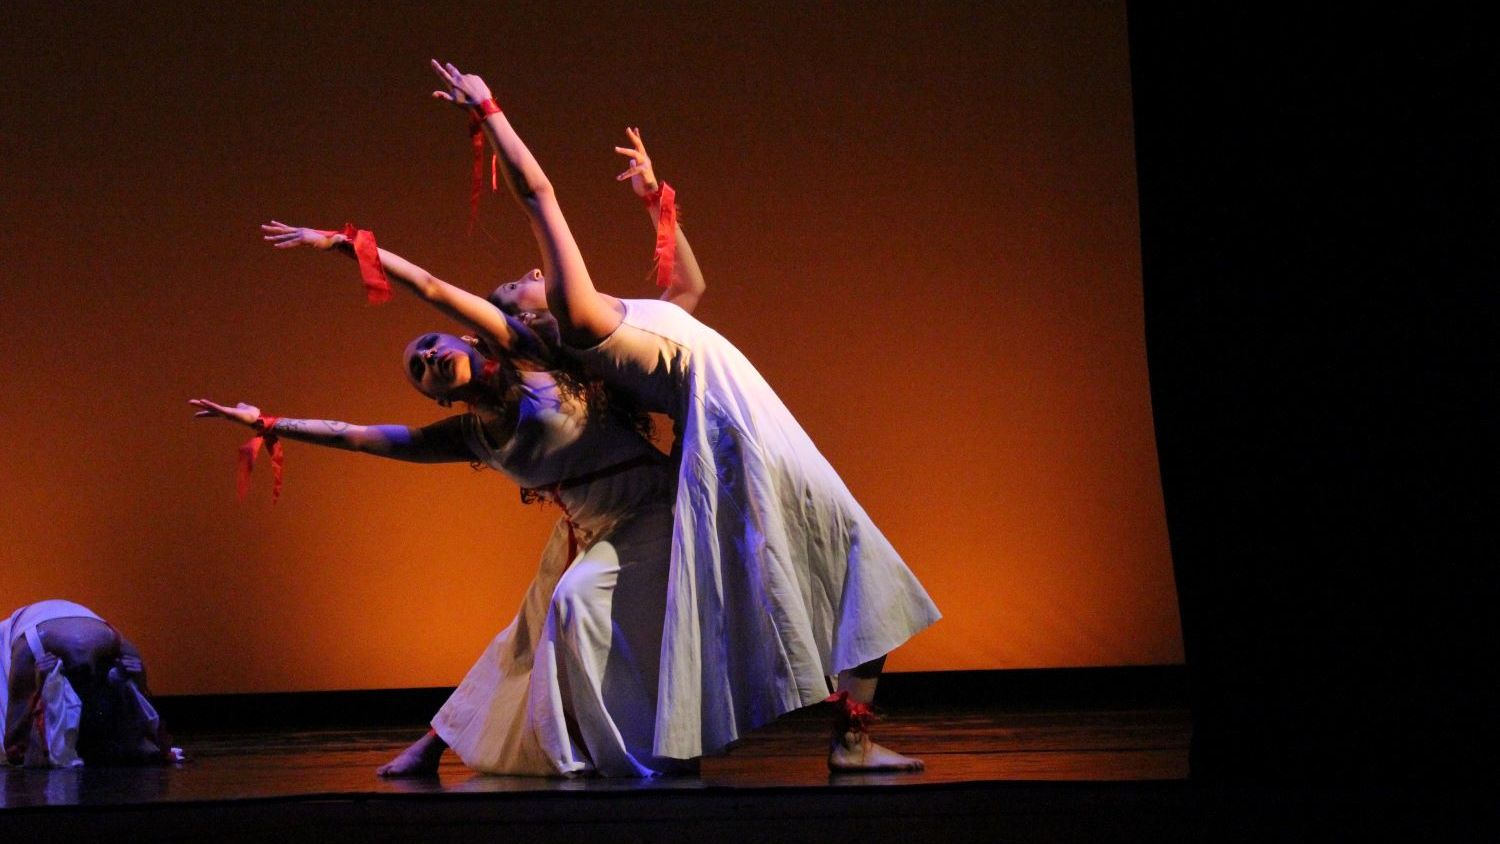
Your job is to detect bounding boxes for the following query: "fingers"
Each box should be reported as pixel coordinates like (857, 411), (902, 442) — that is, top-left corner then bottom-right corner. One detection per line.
(263, 231), (304, 248)
(431, 59), (454, 85)
(627, 126), (647, 153)
(617, 165), (645, 182)
(446, 62), (462, 82)
(614, 146), (641, 158)
(432, 90), (455, 102)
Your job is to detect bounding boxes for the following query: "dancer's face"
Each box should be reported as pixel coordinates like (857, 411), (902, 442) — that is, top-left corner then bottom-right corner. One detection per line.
(489, 268), (547, 313)
(403, 332), (481, 401)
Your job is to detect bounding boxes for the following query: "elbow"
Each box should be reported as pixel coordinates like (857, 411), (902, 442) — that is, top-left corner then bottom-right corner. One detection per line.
(518, 178), (554, 204)
(417, 273), (444, 302)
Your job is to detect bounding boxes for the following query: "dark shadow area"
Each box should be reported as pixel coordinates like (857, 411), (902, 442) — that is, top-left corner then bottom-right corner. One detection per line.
(1130, 2), (1492, 788)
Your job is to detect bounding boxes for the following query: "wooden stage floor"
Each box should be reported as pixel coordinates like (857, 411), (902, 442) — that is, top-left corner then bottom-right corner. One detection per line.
(1, 703), (1474, 841)
(0, 705), (1189, 807)
(0, 704), (1207, 841)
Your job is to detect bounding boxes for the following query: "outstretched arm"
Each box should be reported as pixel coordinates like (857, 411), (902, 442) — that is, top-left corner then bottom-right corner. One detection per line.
(432, 60), (621, 346)
(614, 126), (706, 313)
(260, 223), (547, 362)
(189, 400), (473, 463)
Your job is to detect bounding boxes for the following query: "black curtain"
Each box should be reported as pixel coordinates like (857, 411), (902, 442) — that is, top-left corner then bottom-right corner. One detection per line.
(1128, 6), (1493, 781)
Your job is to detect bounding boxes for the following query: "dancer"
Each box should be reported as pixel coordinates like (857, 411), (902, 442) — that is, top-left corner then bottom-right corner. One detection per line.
(196, 205), (691, 776)
(3, 600), (180, 766)
(489, 124), (704, 320)
(434, 60), (940, 771)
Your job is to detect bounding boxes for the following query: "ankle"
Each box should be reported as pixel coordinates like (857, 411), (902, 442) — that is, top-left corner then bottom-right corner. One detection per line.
(833, 729), (867, 751)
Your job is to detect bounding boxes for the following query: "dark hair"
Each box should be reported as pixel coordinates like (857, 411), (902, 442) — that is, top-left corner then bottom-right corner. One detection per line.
(467, 331), (654, 444)
(70, 665), (166, 765)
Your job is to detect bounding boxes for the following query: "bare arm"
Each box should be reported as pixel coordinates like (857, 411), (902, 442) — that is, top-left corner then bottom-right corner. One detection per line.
(4, 642), (37, 764)
(189, 401), (474, 464)
(117, 638), (151, 697)
(259, 223), (543, 359)
(614, 127), (706, 313)
(657, 217), (706, 313)
(433, 60), (622, 347)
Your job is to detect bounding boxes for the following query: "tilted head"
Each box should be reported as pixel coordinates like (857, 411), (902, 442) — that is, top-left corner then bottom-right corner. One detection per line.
(488, 268), (547, 314)
(402, 332), (487, 404)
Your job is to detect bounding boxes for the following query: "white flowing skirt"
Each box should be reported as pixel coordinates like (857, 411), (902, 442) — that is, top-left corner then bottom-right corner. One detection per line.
(430, 501), (682, 777)
(575, 299), (944, 761)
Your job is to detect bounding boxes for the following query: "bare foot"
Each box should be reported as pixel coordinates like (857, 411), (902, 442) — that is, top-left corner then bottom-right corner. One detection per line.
(828, 730), (925, 773)
(376, 731), (446, 777)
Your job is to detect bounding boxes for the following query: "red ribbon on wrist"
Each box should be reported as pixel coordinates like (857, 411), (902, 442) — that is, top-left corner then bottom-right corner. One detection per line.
(341, 224), (391, 305)
(467, 99), (502, 236)
(237, 415), (284, 504)
(314, 225), (390, 304)
(642, 183), (678, 290)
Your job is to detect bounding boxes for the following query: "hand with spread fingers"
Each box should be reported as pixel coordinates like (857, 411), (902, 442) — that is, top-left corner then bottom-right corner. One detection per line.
(430, 58), (494, 110)
(260, 221), (342, 251)
(614, 126), (659, 197)
(188, 399), (262, 428)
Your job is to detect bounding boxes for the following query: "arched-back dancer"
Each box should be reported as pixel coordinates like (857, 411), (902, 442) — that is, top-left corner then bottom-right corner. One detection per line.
(434, 59), (940, 772)
(194, 216), (685, 776)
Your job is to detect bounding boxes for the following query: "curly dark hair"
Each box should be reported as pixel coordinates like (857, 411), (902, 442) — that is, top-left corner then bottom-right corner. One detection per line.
(463, 335), (654, 447)
(551, 357), (656, 444)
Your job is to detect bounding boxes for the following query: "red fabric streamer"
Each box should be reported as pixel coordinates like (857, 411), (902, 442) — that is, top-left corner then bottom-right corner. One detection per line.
(339, 224), (391, 304)
(237, 415), (284, 504)
(467, 99), (502, 237)
(823, 690), (878, 733)
(313, 225), (390, 304)
(642, 183), (678, 289)
(468, 113), (486, 236)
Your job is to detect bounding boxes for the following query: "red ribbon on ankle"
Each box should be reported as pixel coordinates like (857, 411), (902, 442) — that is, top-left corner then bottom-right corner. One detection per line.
(237, 415), (284, 503)
(642, 183), (677, 290)
(823, 690), (877, 732)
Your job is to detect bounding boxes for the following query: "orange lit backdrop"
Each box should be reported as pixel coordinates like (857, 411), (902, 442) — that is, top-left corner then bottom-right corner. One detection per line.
(0, 2), (1180, 693)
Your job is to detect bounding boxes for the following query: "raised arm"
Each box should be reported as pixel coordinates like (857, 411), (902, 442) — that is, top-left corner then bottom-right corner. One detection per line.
(614, 127), (706, 313)
(259, 223), (547, 362)
(432, 60), (622, 347)
(189, 400), (473, 464)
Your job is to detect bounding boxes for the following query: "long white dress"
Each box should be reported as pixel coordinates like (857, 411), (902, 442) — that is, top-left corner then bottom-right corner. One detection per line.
(430, 370), (683, 777)
(572, 298), (943, 761)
